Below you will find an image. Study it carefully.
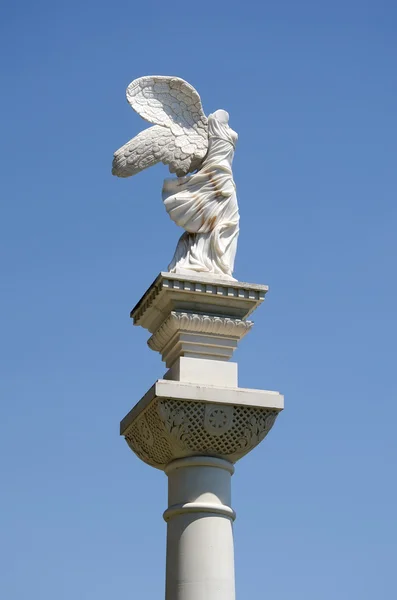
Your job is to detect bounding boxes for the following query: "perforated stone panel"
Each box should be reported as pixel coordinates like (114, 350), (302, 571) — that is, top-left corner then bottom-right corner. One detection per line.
(123, 397), (280, 470)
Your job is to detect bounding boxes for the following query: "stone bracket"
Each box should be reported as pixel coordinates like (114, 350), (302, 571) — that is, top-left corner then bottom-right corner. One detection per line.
(120, 379), (284, 470)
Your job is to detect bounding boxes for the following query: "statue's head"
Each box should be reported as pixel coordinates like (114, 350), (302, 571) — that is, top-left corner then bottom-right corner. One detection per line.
(212, 109), (229, 124)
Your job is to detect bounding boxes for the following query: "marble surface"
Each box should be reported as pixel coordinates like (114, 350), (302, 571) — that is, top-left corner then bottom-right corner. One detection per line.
(112, 76), (241, 278)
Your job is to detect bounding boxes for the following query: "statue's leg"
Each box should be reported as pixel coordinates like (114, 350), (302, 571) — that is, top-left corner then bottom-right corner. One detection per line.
(168, 232), (213, 274)
(168, 232), (192, 273)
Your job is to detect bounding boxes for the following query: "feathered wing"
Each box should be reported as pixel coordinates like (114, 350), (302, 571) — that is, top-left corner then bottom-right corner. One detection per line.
(112, 76), (208, 178)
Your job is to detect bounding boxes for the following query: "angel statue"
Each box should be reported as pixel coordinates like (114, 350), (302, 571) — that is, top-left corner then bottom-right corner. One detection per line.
(112, 76), (239, 280)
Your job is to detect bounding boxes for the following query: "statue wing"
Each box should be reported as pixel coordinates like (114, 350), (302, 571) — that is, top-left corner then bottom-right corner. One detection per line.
(112, 76), (208, 178)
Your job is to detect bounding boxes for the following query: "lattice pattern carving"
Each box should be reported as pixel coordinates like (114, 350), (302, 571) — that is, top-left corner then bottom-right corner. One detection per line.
(123, 397), (279, 470)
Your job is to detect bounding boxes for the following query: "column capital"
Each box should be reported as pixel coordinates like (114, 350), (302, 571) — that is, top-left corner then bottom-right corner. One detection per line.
(120, 379), (283, 470)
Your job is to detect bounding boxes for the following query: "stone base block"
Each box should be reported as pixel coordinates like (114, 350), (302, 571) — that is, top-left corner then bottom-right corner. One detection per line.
(164, 357), (238, 388)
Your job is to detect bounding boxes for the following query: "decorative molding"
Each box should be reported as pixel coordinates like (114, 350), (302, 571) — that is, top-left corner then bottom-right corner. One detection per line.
(137, 414), (154, 447)
(204, 404), (234, 436)
(148, 312), (253, 353)
(237, 413), (278, 449)
(161, 277), (267, 300)
(158, 401), (190, 447)
(131, 278), (163, 326)
(130, 272), (268, 328)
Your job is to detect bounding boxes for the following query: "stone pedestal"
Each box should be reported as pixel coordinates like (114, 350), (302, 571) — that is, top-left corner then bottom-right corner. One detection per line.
(121, 272), (284, 600)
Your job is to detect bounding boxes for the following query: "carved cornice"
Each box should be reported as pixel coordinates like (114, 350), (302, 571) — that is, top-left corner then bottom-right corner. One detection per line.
(131, 277), (163, 326)
(130, 272), (268, 331)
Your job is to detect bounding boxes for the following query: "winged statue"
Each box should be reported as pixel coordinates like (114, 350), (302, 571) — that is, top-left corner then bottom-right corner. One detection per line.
(112, 76), (239, 280)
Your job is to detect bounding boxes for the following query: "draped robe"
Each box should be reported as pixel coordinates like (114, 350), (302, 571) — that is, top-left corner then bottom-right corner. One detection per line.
(162, 115), (240, 279)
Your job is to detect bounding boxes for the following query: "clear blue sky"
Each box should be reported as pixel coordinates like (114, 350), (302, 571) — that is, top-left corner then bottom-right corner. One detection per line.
(1, 1), (396, 598)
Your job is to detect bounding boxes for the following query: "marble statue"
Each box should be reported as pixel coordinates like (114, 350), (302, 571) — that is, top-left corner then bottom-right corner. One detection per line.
(112, 76), (239, 280)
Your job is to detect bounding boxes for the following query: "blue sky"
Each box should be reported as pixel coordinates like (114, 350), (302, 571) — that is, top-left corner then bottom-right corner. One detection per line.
(1, 1), (396, 598)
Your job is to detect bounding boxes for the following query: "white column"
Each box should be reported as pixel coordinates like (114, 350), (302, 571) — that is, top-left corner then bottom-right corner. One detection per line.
(164, 456), (236, 600)
(122, 273), (283, 599)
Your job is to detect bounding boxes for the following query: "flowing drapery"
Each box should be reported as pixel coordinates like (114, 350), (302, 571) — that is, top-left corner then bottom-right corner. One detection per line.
(162, 115), (240, 279)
